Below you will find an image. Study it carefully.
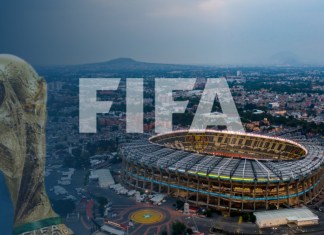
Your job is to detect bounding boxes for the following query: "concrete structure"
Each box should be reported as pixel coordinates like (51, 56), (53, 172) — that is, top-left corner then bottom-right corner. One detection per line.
(58, 168), (75, 185)
(121, 130), (324, 212)
(184, 203), (190, 215)
(135, 191), (141, 202)
(150, 194), (165, 204)
(101, 225), (125, 235)
(254, 207), (319, 228)
(269, 102), (280, 109)
(91, 169), (115, 188)
(92, 232), (109, 235)
(53, 185), (68, 195)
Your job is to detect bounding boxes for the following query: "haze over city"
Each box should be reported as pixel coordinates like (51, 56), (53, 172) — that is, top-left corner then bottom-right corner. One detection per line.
(1, 0), (324, 66)
(2, 1), (324, 235)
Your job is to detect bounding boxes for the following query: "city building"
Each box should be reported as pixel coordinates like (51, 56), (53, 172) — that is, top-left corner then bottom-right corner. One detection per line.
(254, 207), (319, 228)
(90, 169), (115, 188)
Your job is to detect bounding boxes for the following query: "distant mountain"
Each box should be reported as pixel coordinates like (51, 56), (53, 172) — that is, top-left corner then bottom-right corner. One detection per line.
(66, 57), (199, 72)
(36, 57), (221, 80)
(267, 51), (301, 66)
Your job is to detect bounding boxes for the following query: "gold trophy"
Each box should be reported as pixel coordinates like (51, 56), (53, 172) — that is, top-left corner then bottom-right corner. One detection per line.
(0, 55), (73, 235)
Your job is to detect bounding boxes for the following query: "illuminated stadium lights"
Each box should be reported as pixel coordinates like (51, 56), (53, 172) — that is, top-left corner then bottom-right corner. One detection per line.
(149, 130), (307, 161)
(121, 130), (324, 212)
(149, 130), (308, 156)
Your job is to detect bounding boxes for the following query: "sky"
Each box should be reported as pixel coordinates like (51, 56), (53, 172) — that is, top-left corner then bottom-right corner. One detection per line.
(1, 0), (324, 66)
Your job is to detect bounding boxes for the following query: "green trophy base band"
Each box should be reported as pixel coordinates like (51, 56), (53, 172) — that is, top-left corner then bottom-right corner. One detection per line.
(13, 217), (62, 235)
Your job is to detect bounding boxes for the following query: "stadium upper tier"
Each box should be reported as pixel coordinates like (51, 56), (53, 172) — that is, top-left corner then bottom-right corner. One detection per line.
(122, 130), (324, 183)
(150, 130), (307, 161)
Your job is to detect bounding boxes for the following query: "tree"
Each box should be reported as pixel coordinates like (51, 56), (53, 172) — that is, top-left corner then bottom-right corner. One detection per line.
(186, 228), (193, 234)
(242, 212), (256, 222)
(242, 212), (250, 222)
(175, 199), (184, 210)
(250, 213), (256, 223)
(51, 199), (75, 216)
(172, 221), (186, 235)
(205, 209), (213, 218)
(96, 196), (108, 206)
(96, 196), (108, 217)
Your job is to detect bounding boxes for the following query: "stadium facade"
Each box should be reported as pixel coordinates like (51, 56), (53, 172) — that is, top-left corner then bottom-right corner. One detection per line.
(121, 130), (324, 212)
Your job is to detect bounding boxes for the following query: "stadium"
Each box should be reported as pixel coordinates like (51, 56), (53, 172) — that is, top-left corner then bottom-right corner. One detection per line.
(121, 130), (324, 212)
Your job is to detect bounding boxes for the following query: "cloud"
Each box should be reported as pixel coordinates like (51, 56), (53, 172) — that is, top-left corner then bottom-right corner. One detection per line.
(148, 0), (226, 19)
(2, 0), (324, 65)
(199, 0), (225, 12)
